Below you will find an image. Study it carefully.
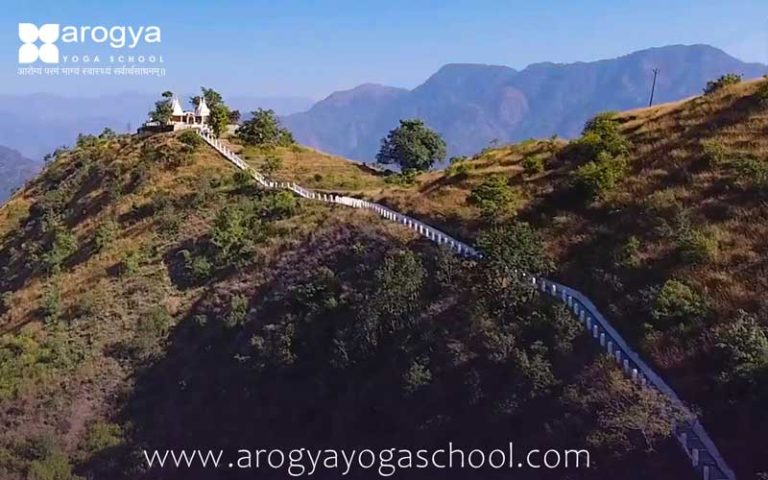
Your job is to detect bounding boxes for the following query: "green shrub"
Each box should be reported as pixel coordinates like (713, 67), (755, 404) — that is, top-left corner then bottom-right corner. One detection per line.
(0, 331), (73, 400)
(677, 227), (719, 264)
(41, 282), (61, 325)
(700, 139), (728, 167)
(262, 190), (297, 219)
(211, 206), (250, 262)
(704, 73), (742, 95)
(0, 291), (12, 314)
(231, 170), (254, 189)
(614, 235), (641, 268)
(260, 154), (283, 177)
(571, 152), (628, 201)
(369, 251), (426, 331)
(445, 162), (470, 178)
(403, 360), (432, 393)
(757, 77), (768, 104)
(521, 153), (546, 175)
(734, 157), (768, 194)
(209, 204), (266, 266)
(26, 449), (82, 480)
(181, 250), (214, 282)
(571, 112), (630, 161)
(42, 225), (78, 273)
(476, 222), (552, 275)
(225, 294), (249, 328)
(82, 422), (123, 455)
(384, 170), (417, 186)
(467, 174), (523, 219)
(714, 311), (768, 376)
(156, 207), (182, 237)
(644, 190), (684, 234)
(713, 310), (768, 384)
(94, 220), (118, 253)
(177, 130), (202, 148)
(651, 279), (708, 328)
(133, 305), (171, 356)
(119, 249), (145, 277)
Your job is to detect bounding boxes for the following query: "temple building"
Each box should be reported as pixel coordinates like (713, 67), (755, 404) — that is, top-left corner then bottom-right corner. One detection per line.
(170, 96), (210, 126)
(140, 94), (211, 133)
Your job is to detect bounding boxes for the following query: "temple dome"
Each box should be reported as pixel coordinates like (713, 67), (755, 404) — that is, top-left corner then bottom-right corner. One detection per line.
(195, 97), (210, 117)
(171, 97), (184, 116)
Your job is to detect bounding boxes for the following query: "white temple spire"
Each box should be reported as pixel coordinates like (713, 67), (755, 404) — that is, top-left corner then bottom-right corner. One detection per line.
(170, 96), (183, 116)
(195, 96), (210, 117)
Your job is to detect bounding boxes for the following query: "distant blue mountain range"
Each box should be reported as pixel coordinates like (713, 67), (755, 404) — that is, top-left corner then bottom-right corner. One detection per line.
(283, 44), (767, 163)
(0, 146), (38, 203)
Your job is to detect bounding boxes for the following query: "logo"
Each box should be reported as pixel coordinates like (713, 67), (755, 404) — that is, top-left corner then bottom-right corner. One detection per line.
(17, 22), (165, 77)
(19, 23), (59, 64)
(18, 23), (161, 64)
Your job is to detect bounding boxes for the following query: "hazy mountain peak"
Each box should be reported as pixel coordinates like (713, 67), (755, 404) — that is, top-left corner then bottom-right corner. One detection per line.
(284, 44), (767, 162)
(323, 83), (406, 101)
(417, 63), (518, 91)
(0, 145), (39, 202)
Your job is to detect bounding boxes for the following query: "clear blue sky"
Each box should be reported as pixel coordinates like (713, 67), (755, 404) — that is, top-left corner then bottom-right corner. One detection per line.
(2, 0), (766, 99)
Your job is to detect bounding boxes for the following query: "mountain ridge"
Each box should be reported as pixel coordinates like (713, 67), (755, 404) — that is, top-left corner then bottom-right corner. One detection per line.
(0, 145), (39, 203)
(284, 44), (768, 162)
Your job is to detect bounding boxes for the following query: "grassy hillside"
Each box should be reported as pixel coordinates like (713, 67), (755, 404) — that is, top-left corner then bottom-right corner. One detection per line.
(0, 129), (694, 479)
(230, 77), (768, 477)
(316, 77), (768, 477)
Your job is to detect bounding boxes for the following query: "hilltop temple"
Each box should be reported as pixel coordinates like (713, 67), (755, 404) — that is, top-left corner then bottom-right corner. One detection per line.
(170, 96), (210, 126)
(140, 95), (210, 132)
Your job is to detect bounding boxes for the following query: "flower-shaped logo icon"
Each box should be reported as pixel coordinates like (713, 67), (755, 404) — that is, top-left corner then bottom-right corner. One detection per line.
(18, 23), (60, 64)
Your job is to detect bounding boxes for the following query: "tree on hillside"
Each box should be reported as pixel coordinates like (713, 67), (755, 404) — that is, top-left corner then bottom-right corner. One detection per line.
(376, 119), (446, 173)
(148, 90), (174, 124)
(467, 174), (523, 220)
(192, 87), (230, 137)
(190, 87), (224, 109)
(237, 109), (295, 147)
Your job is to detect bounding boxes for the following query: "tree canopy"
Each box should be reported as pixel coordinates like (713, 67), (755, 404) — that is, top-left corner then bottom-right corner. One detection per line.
(148, 90), (173, 124)
(237, 109), (296, 147)
(376, 119), (446, 172)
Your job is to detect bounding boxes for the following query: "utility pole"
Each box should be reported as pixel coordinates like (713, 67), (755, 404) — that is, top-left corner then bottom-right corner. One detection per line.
(648, 68), (660, 107)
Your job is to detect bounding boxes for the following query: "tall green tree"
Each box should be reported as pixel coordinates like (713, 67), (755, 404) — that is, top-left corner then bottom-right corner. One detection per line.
(237, 109), (295, 146)
(376, 119), (446, 173)
(148, 90), (173, 124)
(190, 87), (224, 109)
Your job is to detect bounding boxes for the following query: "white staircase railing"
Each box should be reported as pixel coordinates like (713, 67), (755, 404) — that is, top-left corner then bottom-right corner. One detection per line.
(197, 129), (736, 480)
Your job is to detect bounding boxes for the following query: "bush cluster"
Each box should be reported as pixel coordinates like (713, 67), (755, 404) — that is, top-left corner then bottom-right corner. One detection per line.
(703, 73), (742, 95)
(734, 157), (768, 195)
(676, 226), (719, 264)
(567, 112), (631, 201)
(521, 153), (546, 175)
(467, 174), (523, 219)
(571, 151), (628, 201)
(649, 279), (709, 328)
